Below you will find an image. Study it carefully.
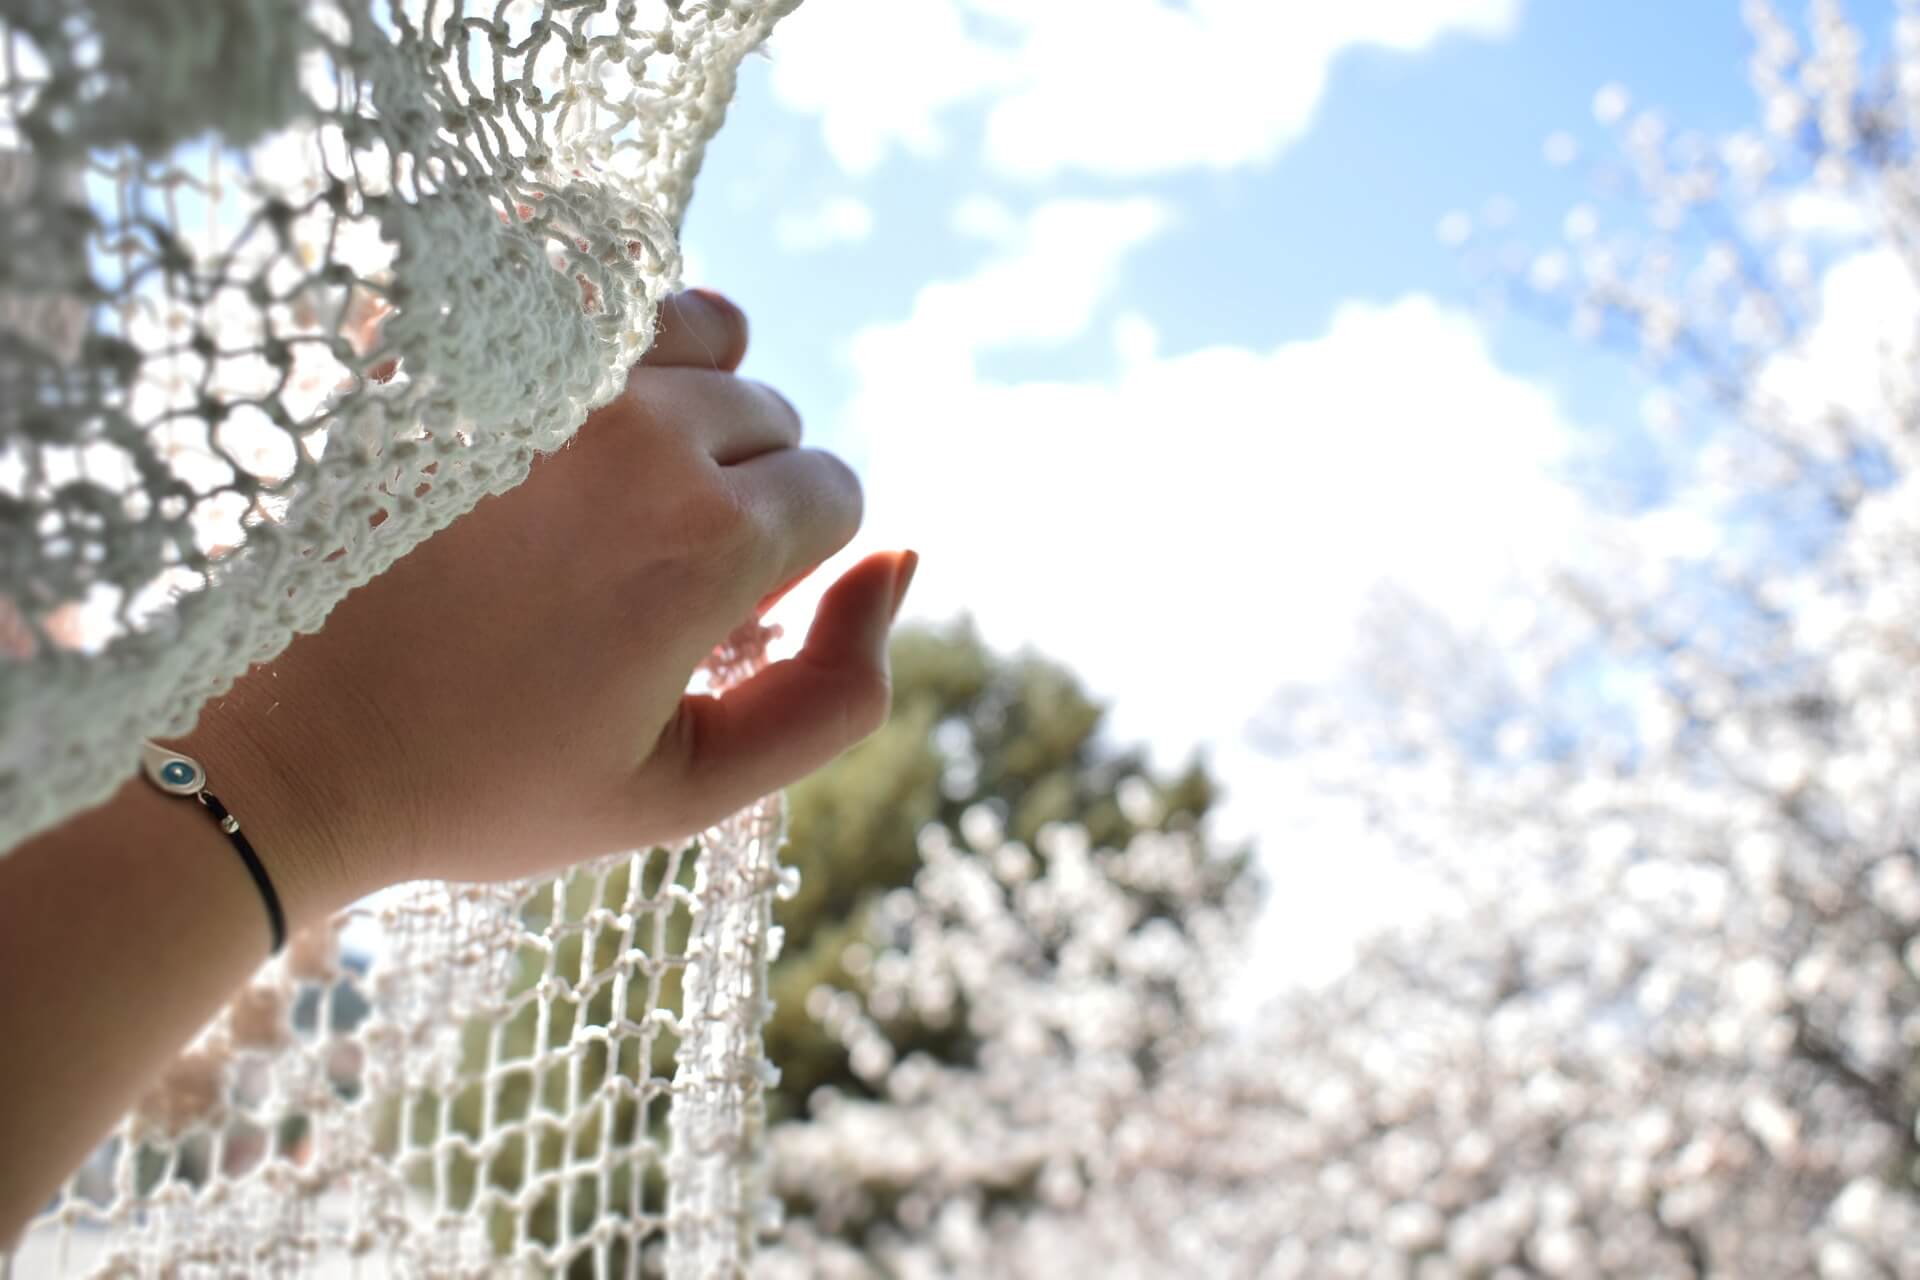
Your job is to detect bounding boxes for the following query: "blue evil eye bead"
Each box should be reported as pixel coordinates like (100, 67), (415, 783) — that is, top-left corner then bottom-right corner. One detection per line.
(141, 742), (205, 796)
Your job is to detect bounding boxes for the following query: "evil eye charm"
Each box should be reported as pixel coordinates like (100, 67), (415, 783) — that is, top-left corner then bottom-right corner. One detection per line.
(141, 742), (205, 797)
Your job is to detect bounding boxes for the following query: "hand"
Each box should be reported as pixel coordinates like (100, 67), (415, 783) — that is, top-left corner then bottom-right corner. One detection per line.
(166, 288), (914, 928)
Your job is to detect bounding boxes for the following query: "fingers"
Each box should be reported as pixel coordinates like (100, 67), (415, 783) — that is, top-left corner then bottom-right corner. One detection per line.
(726, 446), (864, 606)
(642, 288), (748, 372)
(623, 365), (802, 466)
(653, 551), (918, 821)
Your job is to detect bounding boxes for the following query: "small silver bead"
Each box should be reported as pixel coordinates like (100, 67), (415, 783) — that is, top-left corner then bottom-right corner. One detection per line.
(220, 815), (241, 834)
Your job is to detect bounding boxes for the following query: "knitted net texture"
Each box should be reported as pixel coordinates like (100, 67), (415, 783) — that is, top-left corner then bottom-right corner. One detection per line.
(1, 0), (800, 1274)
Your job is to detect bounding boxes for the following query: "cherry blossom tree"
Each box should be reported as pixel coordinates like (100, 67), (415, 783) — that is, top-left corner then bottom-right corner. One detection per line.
(761, 3), (1920, 1276)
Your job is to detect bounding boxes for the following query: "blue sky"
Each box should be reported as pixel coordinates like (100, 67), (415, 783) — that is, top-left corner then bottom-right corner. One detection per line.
(673, 1), (1904, 981)
(688, 2), (1889, 425)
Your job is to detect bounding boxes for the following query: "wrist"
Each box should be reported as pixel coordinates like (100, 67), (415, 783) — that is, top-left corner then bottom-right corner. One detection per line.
(161, 657), (400, 933)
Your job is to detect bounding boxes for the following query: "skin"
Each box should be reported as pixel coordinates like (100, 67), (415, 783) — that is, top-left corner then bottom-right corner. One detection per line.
(0, 289), (914, 1243)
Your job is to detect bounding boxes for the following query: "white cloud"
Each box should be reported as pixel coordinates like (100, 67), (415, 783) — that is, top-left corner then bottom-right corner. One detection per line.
(950, 193), (1019, 245)
(1754, 247), (1920, 427)
(1111, 310), (1159, 365)
(844, 295), (1574, 766)
(774, 195), (876, 252)
(761, 201), (1577, 989)
(847, 196), (1172, 386)
(766, 0), (1524, 179)
(763, 0), (1008, 175)
(770, 200), (1576, 768)
(981, 0), (1523, 181)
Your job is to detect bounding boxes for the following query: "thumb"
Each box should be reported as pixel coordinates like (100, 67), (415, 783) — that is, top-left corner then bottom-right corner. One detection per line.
(658, 550), (917, 824)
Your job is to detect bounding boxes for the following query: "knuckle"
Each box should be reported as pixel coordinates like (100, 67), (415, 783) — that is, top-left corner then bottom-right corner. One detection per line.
(807, 447), (861, 510)
(673, 477), (758, 555)
(816, 450), (864, 539)
(840, 666), (893, 745)
(611, 370), (670, 445)
(750, 380), (804, 445)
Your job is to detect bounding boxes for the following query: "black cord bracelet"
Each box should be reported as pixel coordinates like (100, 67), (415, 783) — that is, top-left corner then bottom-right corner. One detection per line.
(140, 743), (288, 954)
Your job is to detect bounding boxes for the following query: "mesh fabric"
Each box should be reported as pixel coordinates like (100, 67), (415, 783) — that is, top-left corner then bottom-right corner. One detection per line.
(1, 1), (801, 1273)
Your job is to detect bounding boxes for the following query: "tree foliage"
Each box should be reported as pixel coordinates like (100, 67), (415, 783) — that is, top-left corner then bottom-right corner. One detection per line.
(763, 620), (1252, 1244)
(764, 4), (1920, 1276)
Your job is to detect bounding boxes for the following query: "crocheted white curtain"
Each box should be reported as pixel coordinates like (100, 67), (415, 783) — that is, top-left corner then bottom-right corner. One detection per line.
(1, 0), (800, 1274)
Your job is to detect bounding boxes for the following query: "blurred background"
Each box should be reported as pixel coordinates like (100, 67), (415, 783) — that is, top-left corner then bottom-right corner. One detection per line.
(680, 0), (1920, 1274)
(15, 0), (1920, 1275)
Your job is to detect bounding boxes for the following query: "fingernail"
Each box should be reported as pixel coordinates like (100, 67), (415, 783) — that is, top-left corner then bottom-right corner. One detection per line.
(889, 550), (919, 622)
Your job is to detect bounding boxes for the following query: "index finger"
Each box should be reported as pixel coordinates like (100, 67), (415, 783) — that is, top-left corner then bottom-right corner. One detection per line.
(643, 288), (748, 372)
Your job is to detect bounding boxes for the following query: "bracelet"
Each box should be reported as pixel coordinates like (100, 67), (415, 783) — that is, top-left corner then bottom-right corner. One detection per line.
(140, 742), (288, 954)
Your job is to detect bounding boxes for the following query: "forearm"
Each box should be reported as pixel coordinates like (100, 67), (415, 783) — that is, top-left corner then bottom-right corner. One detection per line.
(0, 679), (368, 1251)
(0, 752), (336, 1244)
